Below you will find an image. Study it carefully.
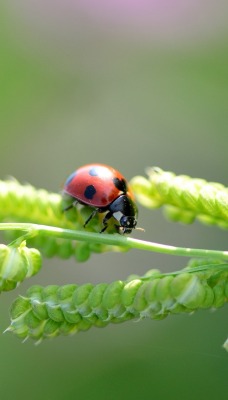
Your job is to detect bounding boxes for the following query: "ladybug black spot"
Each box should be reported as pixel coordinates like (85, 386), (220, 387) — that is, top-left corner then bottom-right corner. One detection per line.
(84, 185), (96, 200)
(113, 177), (127, 193)
(89, 167), (99, 177)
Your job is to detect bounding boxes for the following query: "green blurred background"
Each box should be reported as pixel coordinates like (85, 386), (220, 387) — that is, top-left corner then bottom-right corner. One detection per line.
(0, 1), (227, 399)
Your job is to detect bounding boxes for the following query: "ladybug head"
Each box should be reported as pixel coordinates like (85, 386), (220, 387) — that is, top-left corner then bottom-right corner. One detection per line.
(119, 215), (137, 234)
(109, 194), (138, 235)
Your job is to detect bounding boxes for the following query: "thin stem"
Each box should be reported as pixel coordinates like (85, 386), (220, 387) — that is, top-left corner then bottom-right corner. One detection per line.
(1, 222), (228, 260)
(140, 263), (228, 280)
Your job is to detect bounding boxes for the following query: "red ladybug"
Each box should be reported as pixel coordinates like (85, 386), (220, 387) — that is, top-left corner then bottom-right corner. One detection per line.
(63, 163), (138, 234)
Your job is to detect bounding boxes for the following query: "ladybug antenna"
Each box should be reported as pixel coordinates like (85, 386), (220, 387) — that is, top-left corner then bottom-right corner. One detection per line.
(135, 227), (145, 232)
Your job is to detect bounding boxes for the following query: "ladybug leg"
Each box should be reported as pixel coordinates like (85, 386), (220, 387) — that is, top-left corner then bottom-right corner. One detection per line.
(100, 211), (113, 233)
(63, 200), (78, 212)
(84, 209), (98, 228)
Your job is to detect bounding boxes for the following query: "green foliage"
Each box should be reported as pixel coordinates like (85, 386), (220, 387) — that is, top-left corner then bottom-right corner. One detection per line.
(0, 170), (227, 347)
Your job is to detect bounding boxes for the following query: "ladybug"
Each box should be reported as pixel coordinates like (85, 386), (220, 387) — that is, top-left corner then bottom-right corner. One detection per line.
(63, 163), (138, 234)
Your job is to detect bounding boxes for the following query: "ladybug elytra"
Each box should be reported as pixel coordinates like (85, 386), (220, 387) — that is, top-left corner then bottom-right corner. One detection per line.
(63, 164), (138, 234)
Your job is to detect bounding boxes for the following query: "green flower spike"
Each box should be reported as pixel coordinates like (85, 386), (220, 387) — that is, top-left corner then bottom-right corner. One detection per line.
(130, 167), (228, 229)
(0, 241), (41, 292)
(8, 260), (228, 341)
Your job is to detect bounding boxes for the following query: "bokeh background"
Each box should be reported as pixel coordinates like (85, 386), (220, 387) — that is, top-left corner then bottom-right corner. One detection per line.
(0, 1), (227, 399)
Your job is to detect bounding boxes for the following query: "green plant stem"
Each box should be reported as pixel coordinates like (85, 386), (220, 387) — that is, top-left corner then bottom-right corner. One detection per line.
(1, 222), (228, 260)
